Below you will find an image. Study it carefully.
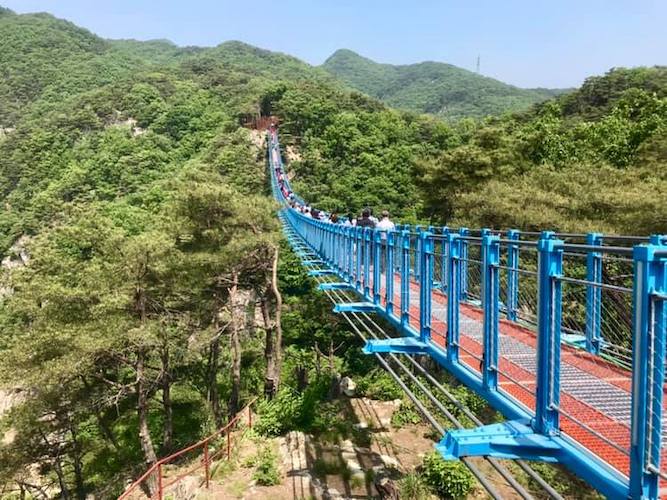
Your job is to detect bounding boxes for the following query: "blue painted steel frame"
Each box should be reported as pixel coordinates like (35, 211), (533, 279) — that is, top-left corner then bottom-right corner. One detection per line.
(482, 234), (500, 391)
(629, 236), (667, 499)
(506, 229), (520, 322)
(268, 128), (667, 499)
(585, 232), (603, 354)
(535, 232), (563, 435)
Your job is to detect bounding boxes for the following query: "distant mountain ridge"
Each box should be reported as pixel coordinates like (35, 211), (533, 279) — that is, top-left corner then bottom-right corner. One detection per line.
(321, 49), (569, 120)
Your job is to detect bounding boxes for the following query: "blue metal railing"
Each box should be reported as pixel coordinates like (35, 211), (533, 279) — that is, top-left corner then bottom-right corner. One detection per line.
(267, 128), (667, 499)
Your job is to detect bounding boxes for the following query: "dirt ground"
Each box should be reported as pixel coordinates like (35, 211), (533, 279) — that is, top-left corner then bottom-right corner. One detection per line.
(156, 395), (530, 500)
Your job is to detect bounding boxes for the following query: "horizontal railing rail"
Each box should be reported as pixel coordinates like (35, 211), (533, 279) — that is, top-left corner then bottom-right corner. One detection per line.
(118, 399), (256, 500)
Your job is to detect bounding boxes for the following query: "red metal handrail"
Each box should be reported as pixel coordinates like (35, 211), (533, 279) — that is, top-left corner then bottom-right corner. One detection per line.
(119, 398), (257, 500)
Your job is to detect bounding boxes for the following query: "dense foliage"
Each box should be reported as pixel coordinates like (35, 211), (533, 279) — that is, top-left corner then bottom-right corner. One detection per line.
(420, 451), (474, 499)
(321, 48), (567, 120)
(0, 8), (310, 497)
(273, 66), (667, 234)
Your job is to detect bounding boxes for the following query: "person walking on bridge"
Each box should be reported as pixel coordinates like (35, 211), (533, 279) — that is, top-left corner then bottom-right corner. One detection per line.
(376, 210), (395, 236)
(357, 209), (375, 229)
(376, 210), (395, 273)
(356, 209), (376, 280)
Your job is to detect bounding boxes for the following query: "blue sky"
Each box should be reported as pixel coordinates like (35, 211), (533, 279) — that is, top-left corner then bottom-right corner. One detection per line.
(3, 0), (666, 88)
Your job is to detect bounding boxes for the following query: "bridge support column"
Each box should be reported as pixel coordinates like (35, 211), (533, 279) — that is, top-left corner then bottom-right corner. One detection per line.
(534, 232), (564, 436)
(585, 232), (603, 354)
(629, 235), (667, 500)
(506, 229), (520, 322)
(446, 234), (461, 364)
(482, 234), (500, 391)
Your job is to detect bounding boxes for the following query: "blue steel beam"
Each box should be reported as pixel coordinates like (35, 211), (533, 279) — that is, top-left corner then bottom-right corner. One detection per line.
(629, 236), (667, 499)
(585, 232), (603, 354)
(482, 234), (500, 391)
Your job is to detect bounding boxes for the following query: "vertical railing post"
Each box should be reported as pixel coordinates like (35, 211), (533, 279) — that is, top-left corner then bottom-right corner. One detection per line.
(363, 229), (372, 299)
(480, 228), (490, 301)
(446, 233), (461, 363)
(226, 429), (231, 460)
(248, 404), (253, 428)
(333, 225), (339, 271)
(419, 231), (433, 344)
(629, 236), (667, 500)
(401, 230), (411, 329)
(373, 230), (382, 305)
(482, 234), (500, 391)
(204, 440), (210, 488)
(459, 228), (469, 301)
(440, 227), (449, 293)
(328, 225), (333, 268)
(415, 225), (422, 279)
(347, 226), (354, 281)
(157, 463), (163, 500)
(534, 231), (563, 436)
(339, 226), (345, 273)
(427, 226), (435, 290)
(506, 229), (520, 321)
(386, 230), (395, 317)
(585, 232), (603, 354)
(355, 227), (362, 292)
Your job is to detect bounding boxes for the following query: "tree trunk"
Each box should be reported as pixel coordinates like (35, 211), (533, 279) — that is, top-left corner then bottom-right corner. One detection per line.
(136, 350), (158, 496)
(228, 272), (242, 416)
(39, 429), (70, 500)
(69, 421), (86, 499)
(81, 376), (119, 450)
(208, 328), (223, 428)
(53, 456), (70, 500)
(262, 246), (283, 399)
(160, 343), (173, 453)
(261, 297), (278, 399)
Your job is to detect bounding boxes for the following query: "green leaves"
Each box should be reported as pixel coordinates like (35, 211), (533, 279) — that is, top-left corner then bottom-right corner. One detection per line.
(421, 451), (474, 499)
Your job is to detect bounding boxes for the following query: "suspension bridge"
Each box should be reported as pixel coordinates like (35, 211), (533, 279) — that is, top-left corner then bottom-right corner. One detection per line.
(269, 127), (667, 499)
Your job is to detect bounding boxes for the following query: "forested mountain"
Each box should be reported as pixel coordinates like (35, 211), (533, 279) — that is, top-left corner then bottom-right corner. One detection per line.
(321, 48), (568, 120)
(287, 64), (667, 234)
(0, 5), (665, 498)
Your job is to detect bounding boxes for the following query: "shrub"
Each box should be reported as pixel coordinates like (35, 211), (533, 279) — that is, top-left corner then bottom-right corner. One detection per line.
(254, 388), (302, 436)
(356, 369), (403, 401)
(399, 472), (431, 500)
(390, 400), (422, 428)
(421, 452), (474, 499)
(252, 446), (281, 486)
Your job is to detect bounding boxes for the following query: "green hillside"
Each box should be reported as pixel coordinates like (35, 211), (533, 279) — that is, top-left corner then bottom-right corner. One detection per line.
(321, 48), (568, 120)
(0, 6), (664, 499)
(283, 64), (666, 234)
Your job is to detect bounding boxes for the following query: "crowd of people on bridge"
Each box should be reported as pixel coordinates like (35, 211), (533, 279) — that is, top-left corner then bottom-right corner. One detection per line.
(270, 126), (396, 234)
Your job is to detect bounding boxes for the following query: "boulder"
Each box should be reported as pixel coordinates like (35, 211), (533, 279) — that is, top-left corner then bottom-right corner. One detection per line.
(340, 376), (357, 397)
(375, 476), (399, 499)
(379, 454), (400, 470)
